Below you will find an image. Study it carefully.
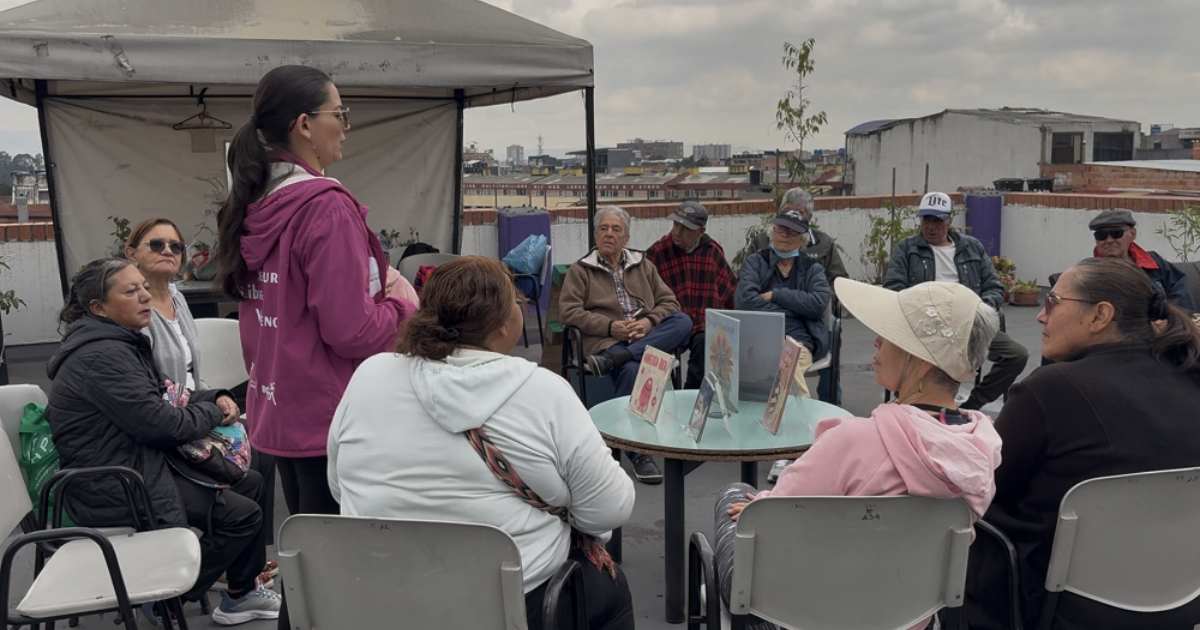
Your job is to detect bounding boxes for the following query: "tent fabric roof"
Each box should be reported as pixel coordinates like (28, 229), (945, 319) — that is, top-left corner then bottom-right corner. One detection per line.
(0, 0), (593, 105)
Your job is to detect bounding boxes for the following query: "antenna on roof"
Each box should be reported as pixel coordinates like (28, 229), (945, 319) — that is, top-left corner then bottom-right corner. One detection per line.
(538, 134), (544, 156)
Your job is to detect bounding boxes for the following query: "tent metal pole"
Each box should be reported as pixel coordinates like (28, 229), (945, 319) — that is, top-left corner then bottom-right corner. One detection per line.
(452, 89), (465, 254)
(35, 79), (69, 297)
(585, 87), (597, 250)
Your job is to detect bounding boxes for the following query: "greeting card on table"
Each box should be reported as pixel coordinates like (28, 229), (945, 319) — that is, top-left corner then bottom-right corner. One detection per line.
(761, 337), (803, 435)
(628, 347), (675, 424)
(706, 311), (740, 413)
(684, 374), (717, 442)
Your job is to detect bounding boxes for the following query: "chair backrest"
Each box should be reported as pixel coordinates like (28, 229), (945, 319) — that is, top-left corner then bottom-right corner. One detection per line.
(0, 383), (49, 479)
(193, 318), (249, 390)
(277, 515), (528, 630)
(398, 253), (459, 284)
(1173, 261), (1200, 310)
(731, 496), (973, 630)
(0, 429), (34, 537)
(1044, 466), (1200, 612)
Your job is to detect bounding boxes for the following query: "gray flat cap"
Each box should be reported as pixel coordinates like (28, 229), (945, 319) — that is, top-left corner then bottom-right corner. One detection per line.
(1088, 209), (1136, 230)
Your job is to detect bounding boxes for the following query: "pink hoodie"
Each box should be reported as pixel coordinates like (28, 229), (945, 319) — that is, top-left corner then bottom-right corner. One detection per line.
(759, 403), (1002, 522)
(239, 155), (416, 457)
(756, 403), (1002, 630)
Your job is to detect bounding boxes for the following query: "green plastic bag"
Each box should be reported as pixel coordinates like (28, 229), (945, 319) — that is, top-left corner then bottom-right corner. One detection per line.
(18, 403), (75, 526)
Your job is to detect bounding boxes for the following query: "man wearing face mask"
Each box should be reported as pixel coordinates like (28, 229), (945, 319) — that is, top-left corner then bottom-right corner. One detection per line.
(645, 201), (737, 389)
(735, 207), (832, 396)
(884, 192), (1028, 411)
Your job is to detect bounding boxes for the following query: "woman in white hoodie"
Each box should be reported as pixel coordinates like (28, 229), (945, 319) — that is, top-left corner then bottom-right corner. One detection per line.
(327, 256), (636, 630)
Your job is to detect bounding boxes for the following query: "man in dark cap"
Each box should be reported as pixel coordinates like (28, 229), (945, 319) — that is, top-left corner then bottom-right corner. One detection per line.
(1089, 208), (1194, 311)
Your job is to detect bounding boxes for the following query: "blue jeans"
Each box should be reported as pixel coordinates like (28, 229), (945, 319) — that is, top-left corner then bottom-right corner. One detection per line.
(608, 311), (694, 396)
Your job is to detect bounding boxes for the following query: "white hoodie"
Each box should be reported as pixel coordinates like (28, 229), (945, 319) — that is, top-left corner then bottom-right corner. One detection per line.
(328, 349), (635, 591)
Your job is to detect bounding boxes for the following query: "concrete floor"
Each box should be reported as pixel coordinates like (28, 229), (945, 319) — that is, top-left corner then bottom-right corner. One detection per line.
(3, 297), (1046, 629)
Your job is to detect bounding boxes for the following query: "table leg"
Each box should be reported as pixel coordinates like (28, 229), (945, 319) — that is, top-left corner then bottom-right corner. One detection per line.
(664, 457), (685, 624)
(608, 447), (622, 563)
(741, 461), (758, 488)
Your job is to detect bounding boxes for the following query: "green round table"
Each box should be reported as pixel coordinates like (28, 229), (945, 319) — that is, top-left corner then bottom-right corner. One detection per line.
(588, 390), (850, 624)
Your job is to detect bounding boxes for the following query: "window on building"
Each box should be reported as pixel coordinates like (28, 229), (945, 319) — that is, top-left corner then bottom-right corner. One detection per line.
(1092, 132), (1134, 162)
(697, 190), (707, 198)
(1051, 133), (1083, 165)
(716, 190), (724, 198)
(533, 190), (545, 197)
(516, 188), (528, 196)
(559, 190), (568, 197)
(480, 189), (493, 196)
(625, 190), (636, 198)
(649, 190), (660, 198)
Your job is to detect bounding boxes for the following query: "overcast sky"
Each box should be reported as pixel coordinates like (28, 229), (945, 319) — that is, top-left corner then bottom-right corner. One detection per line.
(0, 0), (1196, 157)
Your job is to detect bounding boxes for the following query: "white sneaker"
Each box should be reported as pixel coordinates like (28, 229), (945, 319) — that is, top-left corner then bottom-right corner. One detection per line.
(767, 459), (792, 484)
(212, 587), (282, 626)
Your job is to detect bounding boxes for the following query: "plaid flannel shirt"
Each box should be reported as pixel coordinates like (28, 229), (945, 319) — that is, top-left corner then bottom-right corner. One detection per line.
(597, 250), (642, 319)
(645, 234), (736, 334)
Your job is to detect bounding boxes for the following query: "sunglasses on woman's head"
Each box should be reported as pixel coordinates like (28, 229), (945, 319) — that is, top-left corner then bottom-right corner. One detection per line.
(1093, 228), (1125, 242)
(145, 238), (185, 256)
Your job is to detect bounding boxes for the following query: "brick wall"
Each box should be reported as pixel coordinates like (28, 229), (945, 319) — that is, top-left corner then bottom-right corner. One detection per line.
(0, 222), (55, 242)
(1042, 162), (1200, 193)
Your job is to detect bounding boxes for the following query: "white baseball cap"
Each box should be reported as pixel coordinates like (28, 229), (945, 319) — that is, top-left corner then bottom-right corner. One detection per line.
(834, 277), (987, 383)
(918, 192), (953, 221)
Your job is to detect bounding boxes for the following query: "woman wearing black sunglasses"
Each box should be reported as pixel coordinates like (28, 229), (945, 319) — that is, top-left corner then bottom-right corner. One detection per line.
(125, 217), (204, 391)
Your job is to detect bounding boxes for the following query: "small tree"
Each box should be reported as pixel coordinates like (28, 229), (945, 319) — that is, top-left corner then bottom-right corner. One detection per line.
(0, 256), (24, 315)
(1156, 205), (1200, 262)
(776, 39), (828, 186)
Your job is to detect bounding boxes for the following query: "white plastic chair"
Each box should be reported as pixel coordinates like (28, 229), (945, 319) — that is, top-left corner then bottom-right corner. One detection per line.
(690, 496), (973, 630)
(0, 383), (47, 481)
(398, 252), (459, 284)
(192, 318), (249, 390)
(277, 515), (586, 630)
(0, 430), (202, 630)
(981, 466), (1200, 630)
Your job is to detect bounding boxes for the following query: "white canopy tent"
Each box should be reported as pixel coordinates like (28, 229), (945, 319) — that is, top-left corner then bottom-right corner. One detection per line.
(0, 0), (598, 292)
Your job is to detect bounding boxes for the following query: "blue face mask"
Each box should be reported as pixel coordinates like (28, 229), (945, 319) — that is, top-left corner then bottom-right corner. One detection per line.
(771, 244), (800, 259)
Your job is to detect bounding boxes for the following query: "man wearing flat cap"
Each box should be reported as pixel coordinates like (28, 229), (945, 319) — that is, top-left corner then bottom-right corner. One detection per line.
(1089, 208), (1194, 311)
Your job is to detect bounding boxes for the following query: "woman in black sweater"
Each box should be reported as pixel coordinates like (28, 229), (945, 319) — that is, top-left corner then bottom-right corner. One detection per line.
(966, 257), (1200, 630)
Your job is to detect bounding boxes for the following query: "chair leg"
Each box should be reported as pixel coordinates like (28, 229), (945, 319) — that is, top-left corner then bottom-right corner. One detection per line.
(170, 598), (191, 630)
(535, 302), (544, 346)
(521, 310), (529, 348)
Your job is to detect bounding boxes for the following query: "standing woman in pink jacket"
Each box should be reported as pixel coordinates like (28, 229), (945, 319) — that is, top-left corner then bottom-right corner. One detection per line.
(719, 279), (1004, 630)
(214, 65), (417, 522)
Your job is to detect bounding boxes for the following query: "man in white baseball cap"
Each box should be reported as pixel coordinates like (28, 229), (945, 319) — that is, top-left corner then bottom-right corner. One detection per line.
(883, 192), (1028, 410)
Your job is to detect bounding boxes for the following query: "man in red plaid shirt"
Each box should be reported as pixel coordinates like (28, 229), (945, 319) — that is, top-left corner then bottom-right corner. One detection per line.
(646, 201), (737, 388)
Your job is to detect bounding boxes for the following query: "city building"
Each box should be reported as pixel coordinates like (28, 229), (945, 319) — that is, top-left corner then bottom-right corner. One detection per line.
(10, 171), (48, 205)
(844, 107), (1141, 195)
(565, 147), (636, 173)
(692, 143), (731, 162)
(617, 138), (683, 160)
(1137, 125), (1200, 160)
(505, 144), (526, 167)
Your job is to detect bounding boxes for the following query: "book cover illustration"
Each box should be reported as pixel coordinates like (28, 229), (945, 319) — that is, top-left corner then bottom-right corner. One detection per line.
(628, 346), (675, 424)
(761, 337), (803, 435)
(706, 311), (739, 413)
(684, 374), (717, 442)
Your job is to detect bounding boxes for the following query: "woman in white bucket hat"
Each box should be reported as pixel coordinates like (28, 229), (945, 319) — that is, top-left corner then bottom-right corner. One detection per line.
(712, 278), (1004, 630)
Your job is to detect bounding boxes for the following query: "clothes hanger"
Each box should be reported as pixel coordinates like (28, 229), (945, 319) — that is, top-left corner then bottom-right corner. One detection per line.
(172, 87), (232, 131)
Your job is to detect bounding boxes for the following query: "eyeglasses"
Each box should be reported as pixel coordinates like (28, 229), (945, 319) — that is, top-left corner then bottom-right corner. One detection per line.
(1093, 228), (1126, 242)
(773, 225), (806, 237)
(144, 238), (185, 256)
(309, 107), (350, 127)
(1046, 291), (1095, 314)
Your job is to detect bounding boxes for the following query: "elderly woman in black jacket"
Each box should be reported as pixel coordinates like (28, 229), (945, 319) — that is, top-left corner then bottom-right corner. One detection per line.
(46, 258), (280, 626)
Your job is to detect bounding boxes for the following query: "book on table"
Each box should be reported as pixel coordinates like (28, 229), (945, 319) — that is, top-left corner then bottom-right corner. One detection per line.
(760, 337), (804, 435)
(705, 310), (740, 412)
(684, 374), (717, 442)
(628, 346), (676, 424)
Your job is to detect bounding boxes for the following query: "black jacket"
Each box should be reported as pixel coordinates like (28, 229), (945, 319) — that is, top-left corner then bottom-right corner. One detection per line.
(883, 231), (1005, 311)
(966, 343), (1200, 630)
(45, 316), (225, 528)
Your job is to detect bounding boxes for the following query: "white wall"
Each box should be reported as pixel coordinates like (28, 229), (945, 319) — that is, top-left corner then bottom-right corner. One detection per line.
(849, 113), (1044, 196)
(0, 239), (63, 345)
(1000, 205), (1178, 285)
(848, 113), (1142, 196)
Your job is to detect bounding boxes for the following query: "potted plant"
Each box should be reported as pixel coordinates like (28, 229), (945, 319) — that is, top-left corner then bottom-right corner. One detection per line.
(991, 255), (1016, 302)
(1011, 279), (1040, 307)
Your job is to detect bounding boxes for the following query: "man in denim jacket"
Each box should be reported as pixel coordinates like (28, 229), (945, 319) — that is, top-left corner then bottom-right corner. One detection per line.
(884, 192), (1028, 410)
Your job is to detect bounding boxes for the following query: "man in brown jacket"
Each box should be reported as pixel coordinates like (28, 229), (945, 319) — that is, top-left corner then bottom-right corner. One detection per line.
(561, 206), (692, 483)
